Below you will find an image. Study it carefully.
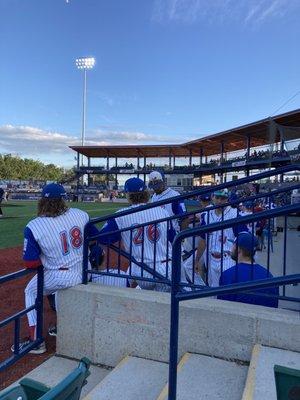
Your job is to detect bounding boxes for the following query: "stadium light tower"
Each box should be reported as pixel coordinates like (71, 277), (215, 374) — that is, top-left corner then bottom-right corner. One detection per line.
(75, 56), (95, 166)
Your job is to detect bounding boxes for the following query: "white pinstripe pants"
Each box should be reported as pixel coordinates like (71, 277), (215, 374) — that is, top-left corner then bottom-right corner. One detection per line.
(25, 268), (82, 327)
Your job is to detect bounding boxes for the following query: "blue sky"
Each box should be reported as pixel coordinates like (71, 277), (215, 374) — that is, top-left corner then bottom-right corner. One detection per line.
(0, 0), (300, 167)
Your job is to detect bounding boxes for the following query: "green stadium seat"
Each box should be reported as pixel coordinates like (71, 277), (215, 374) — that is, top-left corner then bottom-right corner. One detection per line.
(0, 357), (91, 400)
(274, 364), (300, 400)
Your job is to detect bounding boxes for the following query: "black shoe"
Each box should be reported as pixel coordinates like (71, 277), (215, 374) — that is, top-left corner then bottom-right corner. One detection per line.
(48, 325), (57, 337)
(11, 338), (46, 354)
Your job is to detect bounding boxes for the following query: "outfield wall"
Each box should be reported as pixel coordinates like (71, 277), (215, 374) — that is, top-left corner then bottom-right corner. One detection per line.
(57, 284), (300, 367)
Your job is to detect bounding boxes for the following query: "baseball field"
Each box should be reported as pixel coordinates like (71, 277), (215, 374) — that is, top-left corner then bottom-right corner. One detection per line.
(0, 201), (122, 249)
(0, 200), (122, 389)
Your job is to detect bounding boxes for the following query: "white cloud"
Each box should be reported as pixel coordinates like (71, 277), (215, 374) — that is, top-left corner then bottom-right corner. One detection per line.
(152, 0), (299, 26)
(0, 124), (192, 166)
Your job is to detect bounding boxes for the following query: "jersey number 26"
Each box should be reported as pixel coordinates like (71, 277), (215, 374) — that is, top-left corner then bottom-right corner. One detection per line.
(133, 224), (160, 245)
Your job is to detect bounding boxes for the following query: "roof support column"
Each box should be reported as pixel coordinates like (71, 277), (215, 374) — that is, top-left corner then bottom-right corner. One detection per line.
(137, 154), (140, 178)
(189, 149), (192, 167)
(77, 152), (80, 170)
(246, 135), (251, 160)
(106, 155), (109, 171)
(200, 148), (203, 166)
(220, 141), (224, 183)
(76, 152), (80, 198)
(173, 155), (176, 169)
(169, 149), (172, 168)
(220, 141), (224, 164)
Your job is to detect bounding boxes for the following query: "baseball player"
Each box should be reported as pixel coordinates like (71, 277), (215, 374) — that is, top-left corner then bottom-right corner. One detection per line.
(11, 183), (98, 354)
(89, 245), (128, 288)
(97, 177), (186, 291)
(148, 171), (188, 232)
(240, 201), (256, 234)
(218, 232), (278, 307)
(0, 187), (4, 218)
(182, 193), (212, 286)
(195, 188), (248, 287)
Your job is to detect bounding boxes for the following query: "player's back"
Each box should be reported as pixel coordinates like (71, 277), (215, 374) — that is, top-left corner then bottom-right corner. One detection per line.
(115, 204), (172, 265)
(27, 208), (89, 270)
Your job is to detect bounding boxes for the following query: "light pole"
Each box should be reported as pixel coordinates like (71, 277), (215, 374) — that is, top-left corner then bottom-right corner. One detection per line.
(75, 56), (95, 158)
(75, 56), (95, 194)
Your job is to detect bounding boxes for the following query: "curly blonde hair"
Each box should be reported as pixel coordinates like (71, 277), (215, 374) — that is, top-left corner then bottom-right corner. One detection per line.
(37, 198), (68, 217)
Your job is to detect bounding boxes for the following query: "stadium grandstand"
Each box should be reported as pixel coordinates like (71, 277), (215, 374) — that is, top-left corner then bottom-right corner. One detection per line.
(70, 108), (300, 194)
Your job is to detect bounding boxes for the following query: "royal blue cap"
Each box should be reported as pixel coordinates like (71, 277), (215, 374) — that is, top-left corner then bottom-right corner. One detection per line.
(124, 178), (146, 193)
(199, 193), (211, 201)
(229, 193), (239, 202)
(243, 201), (254, 209)
(41, 183), (67, 199)
(234, 232), (258, 255)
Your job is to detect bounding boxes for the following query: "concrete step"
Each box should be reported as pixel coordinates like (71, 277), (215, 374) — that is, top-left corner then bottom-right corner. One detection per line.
(3, 355), (110, 399)
(83, 356), (169, 400)
(242, 344), (300, 400)
(157, 353), (248, 400)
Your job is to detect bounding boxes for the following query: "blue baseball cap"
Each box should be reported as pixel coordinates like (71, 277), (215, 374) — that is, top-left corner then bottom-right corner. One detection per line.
(41, 183), (67, 199)
(242, 201), (254, 209)
(229, 193), (239, 202)
(199, 193), (211, 201)
(124, 177), (147, 193)
(234, 232), (258, 255)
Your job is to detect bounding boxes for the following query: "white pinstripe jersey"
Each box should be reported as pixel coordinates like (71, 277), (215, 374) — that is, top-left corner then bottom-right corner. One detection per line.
(151, 188), (186, 231)
(202, 206), (239, 254)
(112, 204), (173, 266)
(24, 208), (89, 270)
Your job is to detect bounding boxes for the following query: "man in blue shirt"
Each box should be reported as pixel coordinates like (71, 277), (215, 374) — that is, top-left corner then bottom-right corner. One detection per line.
(218, 231), (279, 308)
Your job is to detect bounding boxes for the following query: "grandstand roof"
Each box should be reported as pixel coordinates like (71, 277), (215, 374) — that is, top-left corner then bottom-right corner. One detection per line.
(70, 108), (300, 158)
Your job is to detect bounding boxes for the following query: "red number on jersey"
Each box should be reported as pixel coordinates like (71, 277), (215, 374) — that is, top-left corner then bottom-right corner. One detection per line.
(132, 224), (160, 245)
(147, 224), (160, 243)
(60, 226), (83, 255)
(133, 227), (144, 245)
(70, 227), (83, 248)
(60, 231), (69, 255)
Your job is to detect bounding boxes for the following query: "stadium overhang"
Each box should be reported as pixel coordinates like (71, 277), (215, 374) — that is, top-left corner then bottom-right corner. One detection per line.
(70, 108), (300, 158)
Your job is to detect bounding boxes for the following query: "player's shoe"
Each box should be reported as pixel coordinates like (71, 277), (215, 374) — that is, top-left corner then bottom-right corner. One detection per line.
(11, 338), (46, 354)
(48, 325), (57, 337)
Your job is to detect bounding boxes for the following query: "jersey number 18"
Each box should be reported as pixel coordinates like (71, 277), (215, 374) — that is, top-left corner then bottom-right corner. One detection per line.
(60, 227), (83, 255)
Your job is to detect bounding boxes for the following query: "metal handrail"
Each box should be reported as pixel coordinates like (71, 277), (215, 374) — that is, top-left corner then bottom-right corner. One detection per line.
(0, 266), (44, 372)
(90, 164), (300, 224)
(167, 202), (300, 400)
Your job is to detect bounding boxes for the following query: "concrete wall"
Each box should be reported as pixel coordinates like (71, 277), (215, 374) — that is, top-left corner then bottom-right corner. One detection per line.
(57, 284), (300, 367)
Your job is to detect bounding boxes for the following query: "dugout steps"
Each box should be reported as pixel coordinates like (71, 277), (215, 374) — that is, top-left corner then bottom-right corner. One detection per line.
(157, 353), (248, 400)
(82, 356), (169, 400)
(5, 346), (300, 399)
(242, 344), (300, 400)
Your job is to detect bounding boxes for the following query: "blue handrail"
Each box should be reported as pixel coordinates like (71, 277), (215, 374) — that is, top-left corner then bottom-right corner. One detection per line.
(90, 164), (300, 224)
(167, 202), (300, 400)
(0, 266), (44, 372)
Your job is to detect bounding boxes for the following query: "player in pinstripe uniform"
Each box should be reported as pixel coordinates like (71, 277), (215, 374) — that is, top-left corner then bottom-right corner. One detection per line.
(11, 183), (97, 354)
(97, 177), (186, 291)
(148, 171), (188, 232)
(183, 193), (212, 286)
(195, 188), (248, 287)
(90, 245), (128, 288)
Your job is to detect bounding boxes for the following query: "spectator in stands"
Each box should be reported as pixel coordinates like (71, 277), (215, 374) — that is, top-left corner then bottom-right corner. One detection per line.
(218, 232), (279, 308)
